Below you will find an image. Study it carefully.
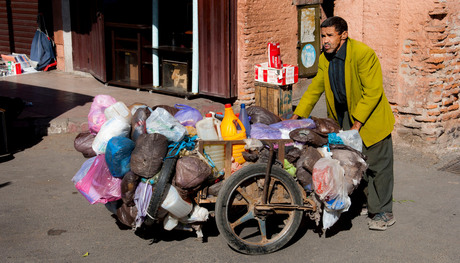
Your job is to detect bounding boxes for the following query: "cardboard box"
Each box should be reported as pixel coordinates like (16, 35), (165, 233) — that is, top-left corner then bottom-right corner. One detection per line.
(254, 62), (298, 85)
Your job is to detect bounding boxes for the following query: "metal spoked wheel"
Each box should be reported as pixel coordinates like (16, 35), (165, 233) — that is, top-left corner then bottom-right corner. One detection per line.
(215, 163), (303, 255)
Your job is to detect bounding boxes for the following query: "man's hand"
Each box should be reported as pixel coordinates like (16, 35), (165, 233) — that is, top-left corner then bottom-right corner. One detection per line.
(351, 120), (362, 131)
(289, 114), (299, 120)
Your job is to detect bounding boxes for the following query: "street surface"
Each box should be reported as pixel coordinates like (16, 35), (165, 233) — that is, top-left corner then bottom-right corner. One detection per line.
(0, 133), (459, 263)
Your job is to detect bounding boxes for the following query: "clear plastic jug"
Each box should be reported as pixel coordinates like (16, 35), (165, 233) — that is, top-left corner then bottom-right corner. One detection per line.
(196, 113), (225, 171)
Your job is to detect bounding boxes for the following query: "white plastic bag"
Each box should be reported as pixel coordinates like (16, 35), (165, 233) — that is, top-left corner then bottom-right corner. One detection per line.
(146, 107), (187, 142)
(312, 158), (344, 201)
(337, 130), (363, 152)
(92, 117), (131, 155)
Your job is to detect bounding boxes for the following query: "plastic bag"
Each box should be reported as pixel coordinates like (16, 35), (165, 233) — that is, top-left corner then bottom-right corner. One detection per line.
(247, 106), (281, 125)
(337, 130), (363, 152)
(331, 148), (368, 195)
(117, 203), (138, 228)
(71, 156), (96, 185)
(311, 116), (340, 134)
(134, 181), (152, 229)
(120, 171), (139, 206)
(131, 107), (151, 142)
(250, 123), (282, 139)
(151, 104), (180, 116)
(269, 118), (316, 132)
(289, 128), (328, 147)
(130, 133), (168, 178)
(174, 104), (203, 127)
(312, 158), (344, 201)
(146, 107), (187, 142)
(74, 155), (122, 204)
(88, 95), (117, 134)
(92, 117), (131, 155)
(322, 178), (351, 229)
(74, 131), (97, 158)
(105, 136), (135, 178)
(173, 156), (212, 191)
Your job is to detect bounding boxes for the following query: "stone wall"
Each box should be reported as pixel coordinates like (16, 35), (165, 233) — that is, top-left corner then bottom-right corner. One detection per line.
(236, 0), (299, 105)
(332, 0), (460, 151)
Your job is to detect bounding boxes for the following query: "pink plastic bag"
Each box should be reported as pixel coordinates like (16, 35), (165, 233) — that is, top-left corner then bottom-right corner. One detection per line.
(75, 154), (122, 204)
(88, 95), (117, 134)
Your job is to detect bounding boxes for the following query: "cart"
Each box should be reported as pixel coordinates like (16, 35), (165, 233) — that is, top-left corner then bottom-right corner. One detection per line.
(144, 139), (318, 255)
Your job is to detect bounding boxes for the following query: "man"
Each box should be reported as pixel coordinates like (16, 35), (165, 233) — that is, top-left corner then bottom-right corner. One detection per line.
(291, 16), (396, 231)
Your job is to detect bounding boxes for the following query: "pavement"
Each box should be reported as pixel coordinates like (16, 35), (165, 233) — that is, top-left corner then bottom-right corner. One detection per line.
(0, 71), (459, 262)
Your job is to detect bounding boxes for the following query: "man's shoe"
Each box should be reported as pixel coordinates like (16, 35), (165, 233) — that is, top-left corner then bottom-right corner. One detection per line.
(368, 212), (396, 231)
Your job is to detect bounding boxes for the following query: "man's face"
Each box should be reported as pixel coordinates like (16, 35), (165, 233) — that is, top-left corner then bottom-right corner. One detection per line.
(321, 26), (347, 54)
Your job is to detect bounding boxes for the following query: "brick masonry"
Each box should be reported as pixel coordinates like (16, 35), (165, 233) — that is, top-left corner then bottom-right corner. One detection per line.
(334, 0), (459, 151)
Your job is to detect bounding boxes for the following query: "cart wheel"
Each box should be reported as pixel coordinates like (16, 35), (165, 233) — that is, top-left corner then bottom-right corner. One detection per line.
(144, 157), (178, 226)
(215, 163), (303, 254)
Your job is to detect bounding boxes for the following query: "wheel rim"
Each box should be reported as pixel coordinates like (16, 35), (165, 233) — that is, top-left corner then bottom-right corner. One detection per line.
(224, 173), (297, 246)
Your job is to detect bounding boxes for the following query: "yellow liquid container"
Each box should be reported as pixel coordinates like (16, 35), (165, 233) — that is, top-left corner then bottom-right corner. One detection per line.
(221, 104), (246, 164)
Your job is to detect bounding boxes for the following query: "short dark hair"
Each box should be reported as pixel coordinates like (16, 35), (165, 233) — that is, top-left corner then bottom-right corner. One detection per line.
(321, 16), (348, 34)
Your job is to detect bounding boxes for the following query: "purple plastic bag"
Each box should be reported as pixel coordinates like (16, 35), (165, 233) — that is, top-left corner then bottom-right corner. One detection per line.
(269, 118), (316, 130)
(134, 181), (152, 228)
(75, 155), (122, 204)
(250, 123), (282, 139)
(269, 119), (317, 139)
(173, 104), (203, 127)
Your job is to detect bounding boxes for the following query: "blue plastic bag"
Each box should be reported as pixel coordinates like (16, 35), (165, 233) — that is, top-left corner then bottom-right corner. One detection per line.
(105, 136), (135, 178)
(174, 104), (203, 127)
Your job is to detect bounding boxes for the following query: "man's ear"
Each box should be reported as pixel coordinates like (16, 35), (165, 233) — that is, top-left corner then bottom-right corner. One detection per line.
(341, 31), (348, 40)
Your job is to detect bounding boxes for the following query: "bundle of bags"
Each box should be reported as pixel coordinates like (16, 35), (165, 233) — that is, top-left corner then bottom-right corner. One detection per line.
(239, 109), (368, 230)
(72, 95), (212, 235)
(72, 95), (367, 234)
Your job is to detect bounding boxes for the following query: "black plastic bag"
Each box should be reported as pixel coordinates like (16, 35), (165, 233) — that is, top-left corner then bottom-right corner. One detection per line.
(120, 171), (139, 206)
(289, 128), (328, 147)
(173, 156), (212, 191)
(74, 131), (97, 158)
(130, 133), (168, 178)
(131, 107), (151, 142)
(247, 106), (281, 125)
(311, 116), (340, 135)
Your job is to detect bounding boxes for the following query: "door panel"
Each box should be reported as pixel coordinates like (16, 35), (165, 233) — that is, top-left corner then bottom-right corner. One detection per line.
(198, 0), (236, 98)
(70, 0), (106, 82)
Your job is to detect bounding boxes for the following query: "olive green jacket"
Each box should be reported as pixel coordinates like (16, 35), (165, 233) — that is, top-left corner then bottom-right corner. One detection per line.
(294, 38), (395, 147)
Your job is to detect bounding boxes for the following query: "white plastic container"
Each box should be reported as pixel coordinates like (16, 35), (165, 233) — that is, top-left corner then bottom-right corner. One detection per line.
(163, 214), (179, 231)
(161, 185), (193, 218)
(104, 101), (132, 124)
(196, 113), (225, 171)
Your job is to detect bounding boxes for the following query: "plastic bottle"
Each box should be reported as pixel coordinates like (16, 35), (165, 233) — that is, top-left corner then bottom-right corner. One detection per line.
(238, 103), (251, 138)
(196, 113), (225, 171)
(221, 104), (246, 164)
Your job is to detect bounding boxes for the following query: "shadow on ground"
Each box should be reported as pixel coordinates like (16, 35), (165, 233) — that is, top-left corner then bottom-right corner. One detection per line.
(0, 82), (93, 158)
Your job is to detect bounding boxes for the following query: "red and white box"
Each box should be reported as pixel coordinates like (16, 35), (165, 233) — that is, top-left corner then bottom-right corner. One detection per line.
(254, 62), (298, 85)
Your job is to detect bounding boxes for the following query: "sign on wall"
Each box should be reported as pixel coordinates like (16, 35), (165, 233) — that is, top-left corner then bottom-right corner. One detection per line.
(297, 5), (320, 78)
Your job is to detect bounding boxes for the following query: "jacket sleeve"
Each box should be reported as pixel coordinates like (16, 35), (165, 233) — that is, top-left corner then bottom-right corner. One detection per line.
(351, 48), (384, 124)
(293, 57), (326, 118)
